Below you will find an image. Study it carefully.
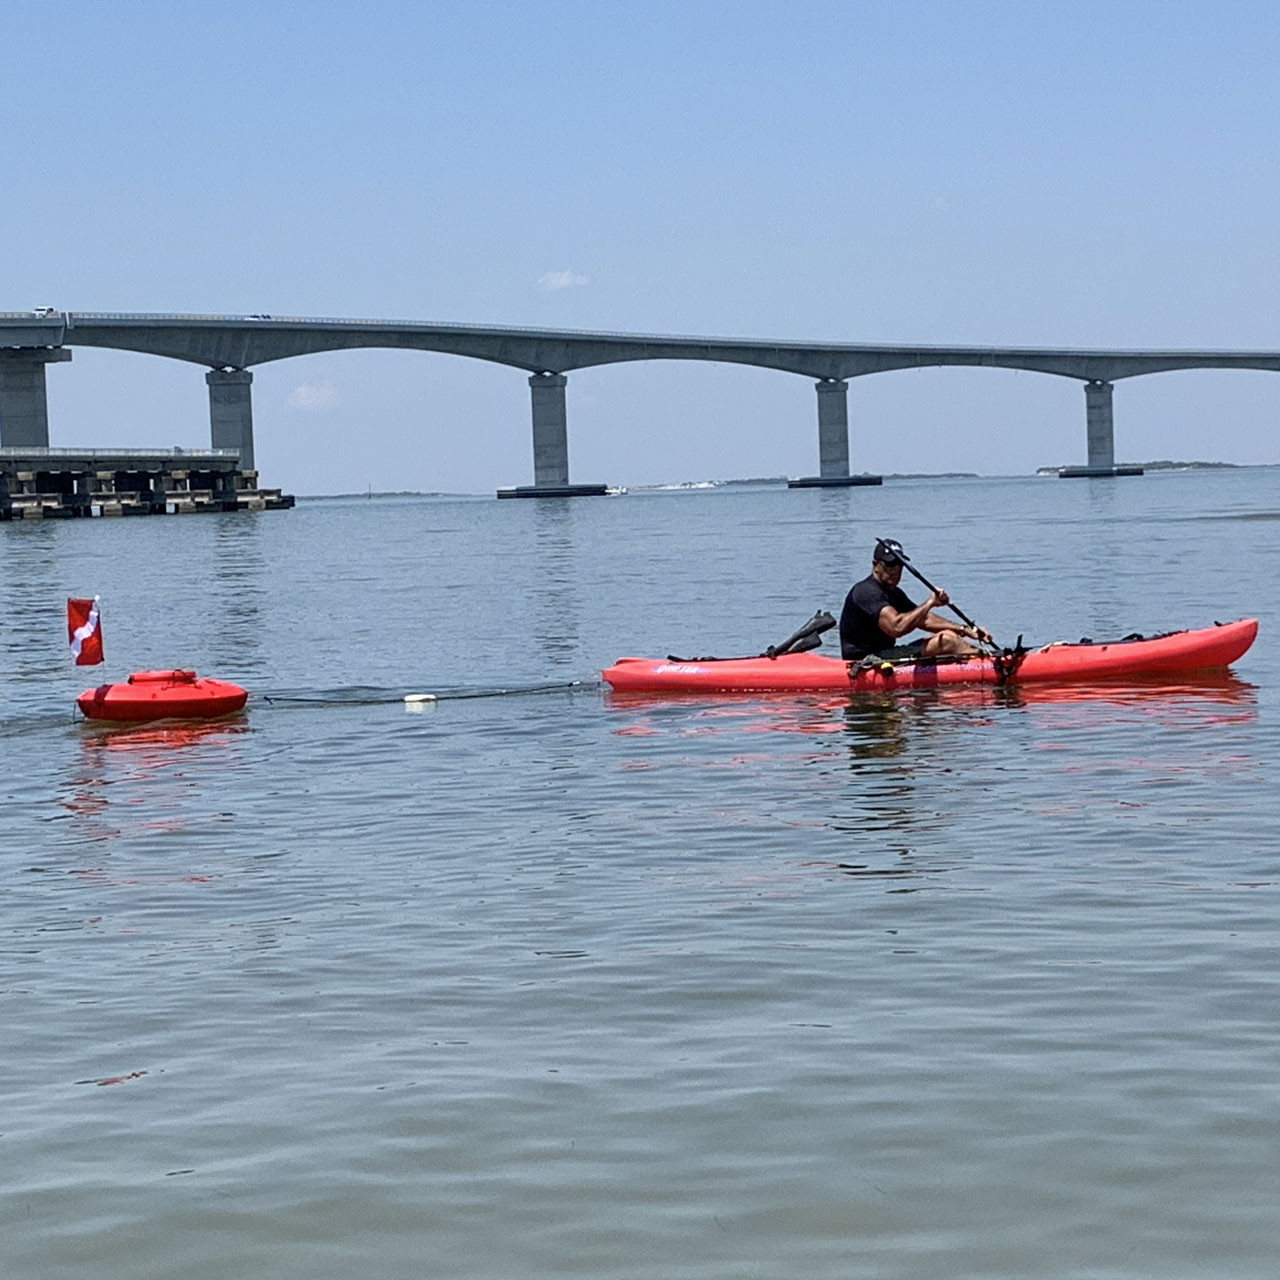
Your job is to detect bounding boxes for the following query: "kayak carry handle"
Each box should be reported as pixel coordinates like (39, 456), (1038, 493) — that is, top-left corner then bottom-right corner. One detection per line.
(127, 669), (198, 684)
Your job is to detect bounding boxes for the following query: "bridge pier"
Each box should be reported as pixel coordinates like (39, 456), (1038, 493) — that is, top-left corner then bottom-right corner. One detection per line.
(1086, 379), (1114, 470)
(206, 369), (255, 471)
(1059, 380), (1142, 478)
(787, 378), (882, 488)
(531, 372), (569, 486)
(497, 372), (607, 498)
(0, 348), (72, 448)
(817, 378), (850, 476)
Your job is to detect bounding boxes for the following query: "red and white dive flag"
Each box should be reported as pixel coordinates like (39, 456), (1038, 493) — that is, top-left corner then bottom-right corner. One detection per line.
(67, 596), (104, 666)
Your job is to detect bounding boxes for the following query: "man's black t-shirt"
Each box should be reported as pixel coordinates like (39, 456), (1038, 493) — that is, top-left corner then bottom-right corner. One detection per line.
(839, 575), (917, 659)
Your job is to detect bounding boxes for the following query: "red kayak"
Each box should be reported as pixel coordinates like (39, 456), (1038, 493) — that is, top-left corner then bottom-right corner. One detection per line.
(76, 669), (248, 722)
(603, 619), (1258, 694)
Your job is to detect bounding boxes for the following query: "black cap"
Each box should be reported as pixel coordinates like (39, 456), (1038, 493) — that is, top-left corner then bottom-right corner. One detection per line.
(873, 538), (904, 565)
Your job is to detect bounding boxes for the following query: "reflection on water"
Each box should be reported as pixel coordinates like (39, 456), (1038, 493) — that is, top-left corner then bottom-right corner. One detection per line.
(988, 669), (1258, 711)
(531, 498), (582, 666)
(5, 476), (1280, 1280)
(833, 696), (920, 856)
(604, 671), (1258, 722)
(604, 673), (1262, 890)
(0, 521), (64, 680)
(210, 513), (267, 663)
(77, 715), (251, 755)
(1060, 477), (1128, 632)
(815, 485), (858, 549)
(840, 693), (909, 760)
(61, 717), (251, 847)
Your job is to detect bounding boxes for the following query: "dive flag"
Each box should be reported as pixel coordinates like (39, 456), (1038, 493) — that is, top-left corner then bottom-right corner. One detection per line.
(67, 597), (104, 666)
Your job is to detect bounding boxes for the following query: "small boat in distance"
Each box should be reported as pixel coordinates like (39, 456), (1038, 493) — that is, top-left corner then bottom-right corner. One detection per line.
(603, 619), (1258, 695)
(76, 669), (248, 722)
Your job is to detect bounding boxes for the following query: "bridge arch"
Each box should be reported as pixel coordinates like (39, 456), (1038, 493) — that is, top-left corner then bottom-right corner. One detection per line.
(5, 311), (1280, 490)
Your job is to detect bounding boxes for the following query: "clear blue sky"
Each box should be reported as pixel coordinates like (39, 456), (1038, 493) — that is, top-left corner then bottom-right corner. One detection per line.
(4, 1), (1280, 493)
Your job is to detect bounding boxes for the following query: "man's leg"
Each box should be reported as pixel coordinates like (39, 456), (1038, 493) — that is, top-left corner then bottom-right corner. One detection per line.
(921, 631), (980, 657)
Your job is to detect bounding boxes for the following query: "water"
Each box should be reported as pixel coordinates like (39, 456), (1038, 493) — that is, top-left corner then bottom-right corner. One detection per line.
(3, 471), (1278, 1278)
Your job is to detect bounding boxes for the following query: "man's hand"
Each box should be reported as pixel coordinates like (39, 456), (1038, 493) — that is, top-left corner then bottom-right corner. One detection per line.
(930, 588), (950, 609)
(973, 625), (994, 646)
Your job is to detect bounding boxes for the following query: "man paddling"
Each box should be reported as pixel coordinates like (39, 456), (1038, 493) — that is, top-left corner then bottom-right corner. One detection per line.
(839, 539), (993, 662)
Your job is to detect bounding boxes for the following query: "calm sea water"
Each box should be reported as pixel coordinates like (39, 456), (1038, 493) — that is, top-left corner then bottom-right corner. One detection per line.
(3, 470), (1279, 1279)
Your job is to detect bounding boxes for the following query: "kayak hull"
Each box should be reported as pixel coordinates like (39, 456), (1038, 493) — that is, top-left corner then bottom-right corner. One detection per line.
(602, 619), (1258, 694)
(77, 669), (249, 722)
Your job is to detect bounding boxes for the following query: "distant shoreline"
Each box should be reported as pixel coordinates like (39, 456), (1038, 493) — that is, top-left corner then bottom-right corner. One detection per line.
(303, 489), (471, 500)
(299, 461), (1264, 500)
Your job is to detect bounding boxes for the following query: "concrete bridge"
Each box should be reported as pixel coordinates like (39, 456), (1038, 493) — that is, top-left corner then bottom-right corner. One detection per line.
(4, 310), (1280, 491)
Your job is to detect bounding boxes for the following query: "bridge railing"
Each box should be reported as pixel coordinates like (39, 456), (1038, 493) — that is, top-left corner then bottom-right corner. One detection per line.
(0, 447), (240, 459)
(56, 311), (777, 345)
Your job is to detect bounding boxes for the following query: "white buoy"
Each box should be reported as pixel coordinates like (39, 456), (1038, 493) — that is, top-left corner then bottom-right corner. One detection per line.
(403, 693), (437, 712)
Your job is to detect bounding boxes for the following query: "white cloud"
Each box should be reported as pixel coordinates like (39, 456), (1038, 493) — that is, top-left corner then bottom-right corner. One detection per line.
(538, 270), (589, 291)
(287, 381), (338, 411)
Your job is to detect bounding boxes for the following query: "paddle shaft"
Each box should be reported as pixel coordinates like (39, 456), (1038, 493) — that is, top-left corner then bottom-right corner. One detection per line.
(898, 561), (986, 638)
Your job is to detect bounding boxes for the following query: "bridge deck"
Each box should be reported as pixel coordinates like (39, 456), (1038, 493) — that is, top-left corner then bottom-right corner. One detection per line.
(5, 311), (1280, 381)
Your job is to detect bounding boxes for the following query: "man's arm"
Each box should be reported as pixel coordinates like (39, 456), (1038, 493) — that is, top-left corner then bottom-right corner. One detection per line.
(879, 590), (993, 646)
(919, 608), (993, 646)
(876, 595), (943, 640)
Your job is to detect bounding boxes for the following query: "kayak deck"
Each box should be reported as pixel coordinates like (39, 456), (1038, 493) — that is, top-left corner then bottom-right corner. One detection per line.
(602, 619), (1258, 694)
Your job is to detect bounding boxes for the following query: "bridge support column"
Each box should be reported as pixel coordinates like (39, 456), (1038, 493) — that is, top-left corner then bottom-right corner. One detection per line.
(1059, 380), (1142, 478)
(206, 369), (255, 471)
(0, 348), (72, 448)
(531, 372), (569, 486)
(498, 372), (607, 497)
(1085, 380), (1114, 470)
(787, 378), (882, 488)
(817, 378), (850, 477)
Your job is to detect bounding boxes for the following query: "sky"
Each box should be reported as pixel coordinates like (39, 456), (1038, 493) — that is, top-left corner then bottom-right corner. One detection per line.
(4, 1), (1280, 494)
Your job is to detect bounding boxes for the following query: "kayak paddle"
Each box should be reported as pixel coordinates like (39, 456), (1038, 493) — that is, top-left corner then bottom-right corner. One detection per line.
(878, 537), (998, 651)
